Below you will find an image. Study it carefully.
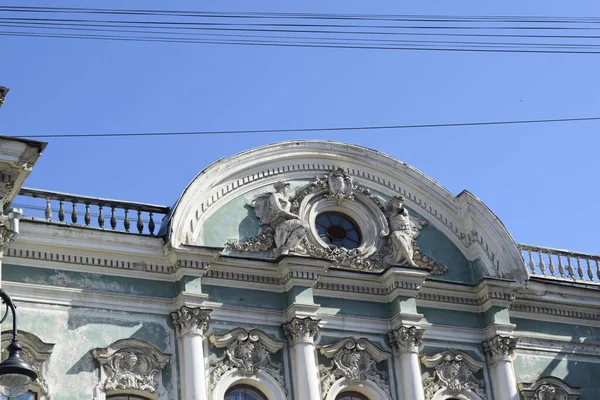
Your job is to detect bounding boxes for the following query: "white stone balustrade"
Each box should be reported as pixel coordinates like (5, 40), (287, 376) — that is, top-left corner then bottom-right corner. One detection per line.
(519, 244), (600, 282)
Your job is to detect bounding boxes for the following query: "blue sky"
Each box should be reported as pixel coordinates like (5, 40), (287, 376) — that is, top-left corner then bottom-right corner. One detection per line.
(1, 0), (599, 253)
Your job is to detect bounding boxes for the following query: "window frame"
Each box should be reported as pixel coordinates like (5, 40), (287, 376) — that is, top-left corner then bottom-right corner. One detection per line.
(225, 384), (269, 400)
(335, 392), (372, 400)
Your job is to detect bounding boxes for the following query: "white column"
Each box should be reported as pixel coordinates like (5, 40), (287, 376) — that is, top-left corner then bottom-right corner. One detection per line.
(283, 317), (321, 400)
(388, 326), (425, 400)
(171, 306), (212, 400)
(483, 335), (519, 400)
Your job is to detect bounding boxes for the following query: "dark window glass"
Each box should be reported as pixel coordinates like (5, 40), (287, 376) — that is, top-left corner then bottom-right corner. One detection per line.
(335, 392), (370, 400)
(106, 396), (149, 400)
(315, 212), (362, 249)
(225, 385), (268, 400)
(0, 392), (37, 400)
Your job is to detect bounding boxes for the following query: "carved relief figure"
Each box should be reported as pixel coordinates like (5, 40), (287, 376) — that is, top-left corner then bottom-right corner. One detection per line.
(383, 195), (419, 267)
(249, 181), (308, 257)
(534, 384), (568, 400)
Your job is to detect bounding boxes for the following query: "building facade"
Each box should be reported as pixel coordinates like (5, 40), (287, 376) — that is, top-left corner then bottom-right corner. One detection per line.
(0, 139), (598, 400)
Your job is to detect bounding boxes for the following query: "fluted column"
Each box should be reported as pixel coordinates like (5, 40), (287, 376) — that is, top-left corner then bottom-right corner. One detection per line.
(283, 317), (321, 400)
(483, 335), (519, 400)
(171, 306), (212, 400)
(388, 325), (425, 400)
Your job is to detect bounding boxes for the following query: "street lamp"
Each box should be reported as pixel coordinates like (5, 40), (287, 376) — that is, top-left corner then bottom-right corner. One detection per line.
(0, 289), (37, 397)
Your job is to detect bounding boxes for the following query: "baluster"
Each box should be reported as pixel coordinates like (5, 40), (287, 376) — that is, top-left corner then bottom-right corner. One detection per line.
(148, 212), (155, 235)
(136, 210), (144, 234)
(98, 206), (105, 229)
(539, 252), (546, 276)
(567, 256), (575, 278)
(528, 250), (536, 274)
(548, 253), (556, 276)
(587, 259), (594, 281)
(558, 256), (565, 277)
(58, 201), (65, 222)
(110, 207), (117, 230)
(596, 260), (600, 282)
(84, 203), (91, 226)
(44, 198), (52, 220)
(577, 258), (584, 280)
(124, 209), (131, 232)
(71, 202), (78, 224)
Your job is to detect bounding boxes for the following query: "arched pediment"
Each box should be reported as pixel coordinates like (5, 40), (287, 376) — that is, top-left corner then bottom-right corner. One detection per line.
(166, 140), (526, 282)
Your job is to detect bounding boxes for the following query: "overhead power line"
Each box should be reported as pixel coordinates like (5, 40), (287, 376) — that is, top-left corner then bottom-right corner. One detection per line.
(2, 6), (600, 54)
(9, 116), (600, 139)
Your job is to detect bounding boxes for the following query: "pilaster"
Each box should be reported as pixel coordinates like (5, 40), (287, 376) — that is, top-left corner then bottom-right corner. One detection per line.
(283, 317), (321, 400)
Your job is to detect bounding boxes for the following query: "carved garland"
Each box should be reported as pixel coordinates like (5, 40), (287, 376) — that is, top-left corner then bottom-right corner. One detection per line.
(227, 169), (448, 275)
(421, 350), (487, 400)
(208, 328), (286, 393)
(92, 338), (170, 397)
(519, 376), (581, 400)
(319, 337), (391, 398)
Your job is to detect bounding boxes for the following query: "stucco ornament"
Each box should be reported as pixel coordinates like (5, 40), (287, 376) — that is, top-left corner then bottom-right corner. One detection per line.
(228, 181), (308, 257)
(1, 330), (54, 397)
(170, 306), (212, 337)
(319, 337), (391, 399)
(92, 338), (170, 396)
(421, 350), (487, 400)
(482, 335), (518, 363)
(325, 167), (355, 204)
(227, 170), (447, 275)
(282, 316), (320, 345)
(209, 328), (286, 392)
(519, 377), (580, 400)
(388, 325), (424, 354)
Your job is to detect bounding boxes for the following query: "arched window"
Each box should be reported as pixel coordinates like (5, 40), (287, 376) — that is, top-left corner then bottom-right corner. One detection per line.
(335, 392), (371, 400)
(106, 396), (150, 400)
(225, 385), (268, 400)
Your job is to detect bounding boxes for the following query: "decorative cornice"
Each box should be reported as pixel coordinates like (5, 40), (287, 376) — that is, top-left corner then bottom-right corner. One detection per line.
(519, 376), (581, 400)
(170, 306), (212, 337)
(510, 303), (600, 321)
(388, 325), (425, 354)
(282, 317), (320, 345)
(482, 335), (518, 363)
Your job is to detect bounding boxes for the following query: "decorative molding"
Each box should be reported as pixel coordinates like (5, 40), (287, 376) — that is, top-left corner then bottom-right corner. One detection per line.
(421, 350), (487, 400)
(1, 330), (54, 397)
(482, 335), (518, 363)
(510, 303), (600, 322)
(519, 376), (581, 400)
(208, 328), (285, 392)
(282, 317), (320, 345)
(388, 325), (425, 354)
(170, 306), (212, 337)
(319, 337), (391, 398)
(92, 338), (170, 396)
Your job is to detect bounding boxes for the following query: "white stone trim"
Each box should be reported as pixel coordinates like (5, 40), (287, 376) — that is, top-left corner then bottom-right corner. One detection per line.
(210, 369), (288, 400)
(324, 378), (392, 400)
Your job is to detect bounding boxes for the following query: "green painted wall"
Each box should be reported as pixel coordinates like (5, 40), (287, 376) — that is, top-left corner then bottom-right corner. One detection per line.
(314, 296), (389, 318)
(420, 307), (484, 329)
(5, 303), (174, 400)
(3, 264), (177, 298)
(202, 285), (285, 310)
(514, 353), (600, 399)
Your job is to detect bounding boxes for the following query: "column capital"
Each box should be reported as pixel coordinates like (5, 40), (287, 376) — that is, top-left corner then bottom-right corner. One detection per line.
(483, 335), (518, 363)
(170, 306), (212, 338)
(283, 317), (320, 345)
(388, 325), (424, 354)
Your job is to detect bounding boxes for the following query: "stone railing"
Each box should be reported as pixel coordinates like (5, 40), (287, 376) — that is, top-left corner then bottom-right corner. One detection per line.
(519, 244), (600, 283)
(14, 188), (170, 235)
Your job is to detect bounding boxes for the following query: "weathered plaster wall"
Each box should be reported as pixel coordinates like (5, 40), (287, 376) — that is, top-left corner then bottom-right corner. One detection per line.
(4, 302), (175, 400)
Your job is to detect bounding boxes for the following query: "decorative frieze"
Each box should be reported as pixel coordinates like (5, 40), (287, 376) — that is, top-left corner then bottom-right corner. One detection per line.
(483, 335), (518, 363)
(319, 337), (391, 398)
(282, 317), (320, 345)
(388, 325), (424, 354)
(92, 338), (170, 396)
(1, 330), (54, 397)
(519, 376), (581, 400)
(421, 350), (487, 400)
(208, 328), (285, 391)
(170, 306), (212, 337)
